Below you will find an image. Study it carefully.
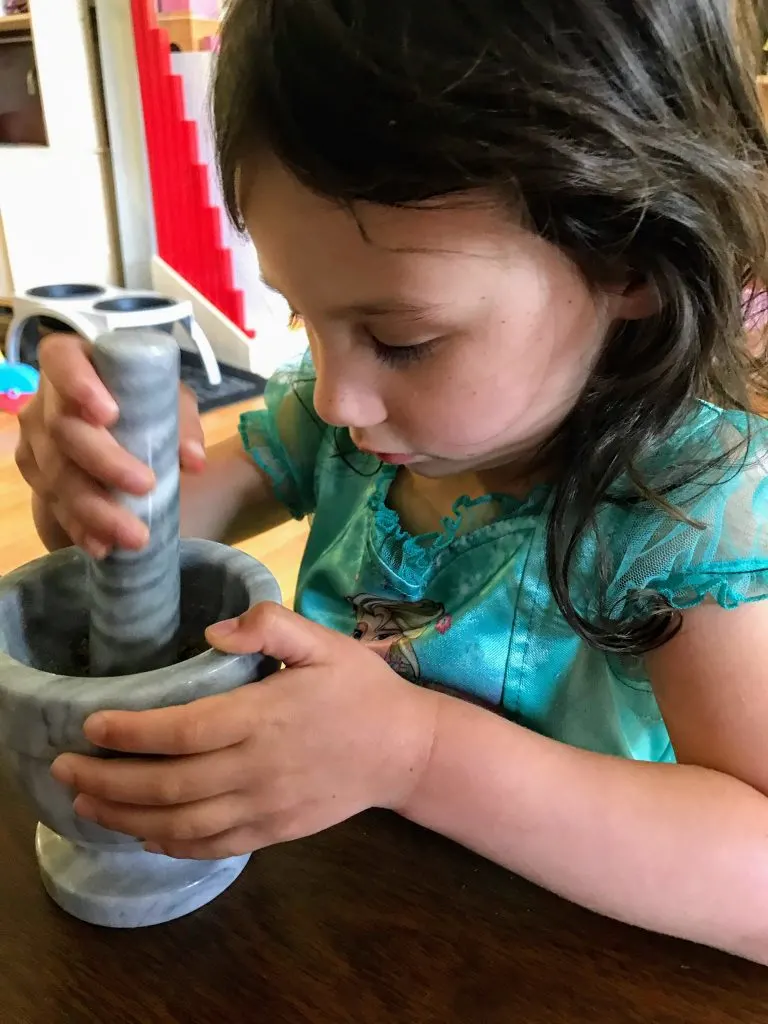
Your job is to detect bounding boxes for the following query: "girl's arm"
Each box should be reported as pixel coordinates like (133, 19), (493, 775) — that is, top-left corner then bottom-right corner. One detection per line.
(399, 600), (768, 963)
(178, 435), (290, 544)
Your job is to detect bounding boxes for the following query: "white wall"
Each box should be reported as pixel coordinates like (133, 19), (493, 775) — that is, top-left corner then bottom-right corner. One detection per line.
(0, 216), (12, 299)
(0, 0), (120, 294)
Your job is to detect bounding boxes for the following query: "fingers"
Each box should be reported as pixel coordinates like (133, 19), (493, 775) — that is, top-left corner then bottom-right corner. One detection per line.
(179, 384), (206, 472)
(37, 334), (118, 426)
(144, 825), (262, 860)
(52, 746), (249, 806)
(20, 332), (205, 557)
(18, 334), (158, 554)
(14, 433), (43, 493)
(50, 462), (149, 550)
(71, 792), (252, 845)
(206, 602), (336, 668)
(18, 437), (146, 554)
(46, 413), (155, 494)
(80, 692), (256, 755)
(50, 501), (107, 558)
(144, 808), (322, 859)
(16, 431), (99, 553)
(30, 422), (148, 549)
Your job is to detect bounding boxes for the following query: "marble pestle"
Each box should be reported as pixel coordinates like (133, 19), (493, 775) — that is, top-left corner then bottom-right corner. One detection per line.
(88, 329), (182, 676)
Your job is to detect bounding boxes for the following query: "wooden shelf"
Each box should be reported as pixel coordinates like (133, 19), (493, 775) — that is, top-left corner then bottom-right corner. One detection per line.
(0, 13), (31, 36)
(157, 12), (218, 52)
(157, 11), (216, 21)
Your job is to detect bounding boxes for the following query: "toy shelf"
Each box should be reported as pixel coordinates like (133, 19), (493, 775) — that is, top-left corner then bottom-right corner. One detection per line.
(0, 11), (46, 149)
(0, 14), (31, 36)
(157, 12), (218, 52)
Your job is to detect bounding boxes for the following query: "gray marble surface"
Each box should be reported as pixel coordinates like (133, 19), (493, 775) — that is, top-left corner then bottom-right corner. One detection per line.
(36, 824), (250, 929)
(0, 540), (281, 926)
(88, 329), (182, 676)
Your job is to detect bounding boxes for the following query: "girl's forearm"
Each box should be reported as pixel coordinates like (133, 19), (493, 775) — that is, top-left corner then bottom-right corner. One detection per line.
(399, 694), (768, 962)
(179, 438), (289, 545)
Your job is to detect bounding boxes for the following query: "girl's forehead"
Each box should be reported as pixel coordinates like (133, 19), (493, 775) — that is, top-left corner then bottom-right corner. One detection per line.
(240, 153), (564, 307)
(242, 153), (512, 250)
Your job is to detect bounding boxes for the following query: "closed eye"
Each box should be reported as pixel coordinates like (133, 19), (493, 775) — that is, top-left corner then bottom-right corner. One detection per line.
(285, 305), (436, 365)
(369, 333), (437, 367)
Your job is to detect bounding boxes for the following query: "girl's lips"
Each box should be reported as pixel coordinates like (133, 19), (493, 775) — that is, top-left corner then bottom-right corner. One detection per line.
(355, 444), (417, 465)
(372, 452), (417, 465)
(352, 437), (420, 464)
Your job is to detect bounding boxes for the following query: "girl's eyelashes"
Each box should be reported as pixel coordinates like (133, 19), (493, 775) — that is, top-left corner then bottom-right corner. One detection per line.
(286, 307), (436, 366)
(369, 333), (437, 367)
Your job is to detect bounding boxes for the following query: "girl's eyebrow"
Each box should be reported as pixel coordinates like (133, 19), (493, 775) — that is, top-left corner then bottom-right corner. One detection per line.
(259, 272), (445, 320)
(339, 299), (444, 320)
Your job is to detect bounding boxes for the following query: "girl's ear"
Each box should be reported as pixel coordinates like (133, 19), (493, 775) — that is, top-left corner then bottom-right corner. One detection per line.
(612, 277), (661, 321)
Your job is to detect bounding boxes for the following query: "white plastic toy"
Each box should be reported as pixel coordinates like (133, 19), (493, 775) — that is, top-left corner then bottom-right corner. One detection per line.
(5, 283), (221, 385)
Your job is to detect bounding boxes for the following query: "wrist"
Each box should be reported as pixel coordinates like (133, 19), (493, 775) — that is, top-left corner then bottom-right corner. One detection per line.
(383, 682), (443, 814)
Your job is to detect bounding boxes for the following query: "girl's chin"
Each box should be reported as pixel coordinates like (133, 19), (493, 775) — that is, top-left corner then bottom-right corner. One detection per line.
(408, 446), (543, 478)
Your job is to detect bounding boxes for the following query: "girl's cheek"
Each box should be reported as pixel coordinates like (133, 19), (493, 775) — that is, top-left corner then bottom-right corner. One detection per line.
(410, 379), (520, 448)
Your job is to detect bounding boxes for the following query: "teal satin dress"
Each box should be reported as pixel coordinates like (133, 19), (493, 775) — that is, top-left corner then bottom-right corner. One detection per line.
(240, 357), (768, 763)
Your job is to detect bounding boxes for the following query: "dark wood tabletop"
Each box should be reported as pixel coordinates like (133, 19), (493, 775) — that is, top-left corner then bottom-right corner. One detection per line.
(2, 765), (768, 1024)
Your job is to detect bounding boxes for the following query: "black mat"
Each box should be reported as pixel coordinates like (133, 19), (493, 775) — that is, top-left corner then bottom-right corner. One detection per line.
(1, 316), (266, 414)
(179, 349), (266, 413)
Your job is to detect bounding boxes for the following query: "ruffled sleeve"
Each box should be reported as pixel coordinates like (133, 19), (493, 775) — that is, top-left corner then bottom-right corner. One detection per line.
(605, 406), (768, 615)
(238, 353), (325, 520)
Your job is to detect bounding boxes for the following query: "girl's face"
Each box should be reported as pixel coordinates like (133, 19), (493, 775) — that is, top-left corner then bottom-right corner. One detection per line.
(243, 155), (650, 478)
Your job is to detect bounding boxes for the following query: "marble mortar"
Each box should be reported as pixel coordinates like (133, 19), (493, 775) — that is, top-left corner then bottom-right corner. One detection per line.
(0, 329), (280, 927)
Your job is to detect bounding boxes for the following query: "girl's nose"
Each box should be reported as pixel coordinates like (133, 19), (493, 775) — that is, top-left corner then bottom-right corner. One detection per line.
(312, 353), (387, 430)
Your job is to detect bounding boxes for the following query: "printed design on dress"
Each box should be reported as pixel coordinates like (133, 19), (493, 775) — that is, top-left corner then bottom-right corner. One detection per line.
(347, 593), (450, 683)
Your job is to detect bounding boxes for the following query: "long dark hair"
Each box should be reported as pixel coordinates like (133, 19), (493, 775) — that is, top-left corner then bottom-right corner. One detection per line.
(213, 0), (768, 655)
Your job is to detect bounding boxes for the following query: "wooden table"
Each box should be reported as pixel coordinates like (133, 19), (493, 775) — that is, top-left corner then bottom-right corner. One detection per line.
(3, 764), (768, 1023)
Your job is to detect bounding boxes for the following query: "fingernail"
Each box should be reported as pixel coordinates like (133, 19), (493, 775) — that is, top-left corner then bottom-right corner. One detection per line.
(95, 394), (119, 420)
(84, 712), (108, 743)
(184, 440), (206, 462)
(50, 755), (74, 784)
(126, 468), (155, 492)
(119, 522), (149, 549)
(207, 617), (239, 638)
(73, 795), (96, 820)
(83, 537), (108, 560)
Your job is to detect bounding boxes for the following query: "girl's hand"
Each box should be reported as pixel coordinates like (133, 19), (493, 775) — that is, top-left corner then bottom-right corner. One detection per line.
(15, 333), (206, 558)
(50, 604), (439, 859)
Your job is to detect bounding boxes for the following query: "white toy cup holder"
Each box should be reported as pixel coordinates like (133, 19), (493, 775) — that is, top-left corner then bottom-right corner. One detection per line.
(26, 284), (108, 301)
(93, 295), (178, 313)
(6, 285), (221, 386)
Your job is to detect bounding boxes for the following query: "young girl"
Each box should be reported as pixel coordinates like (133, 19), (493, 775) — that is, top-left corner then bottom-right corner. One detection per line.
(15, 0), (768, 963)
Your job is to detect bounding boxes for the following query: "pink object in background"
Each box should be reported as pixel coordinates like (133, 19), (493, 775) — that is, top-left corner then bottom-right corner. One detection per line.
(157, 0), (220, 15)
(745, 286), (768, 333)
